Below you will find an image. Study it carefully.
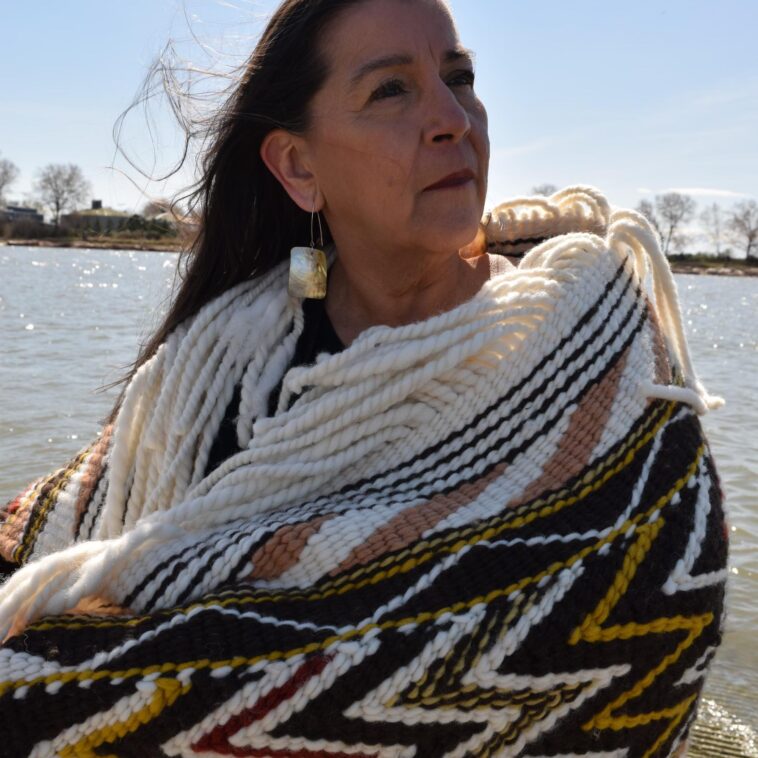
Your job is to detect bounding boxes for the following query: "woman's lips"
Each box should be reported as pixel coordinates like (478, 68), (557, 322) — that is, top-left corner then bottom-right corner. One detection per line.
(424, 169), (476, 191)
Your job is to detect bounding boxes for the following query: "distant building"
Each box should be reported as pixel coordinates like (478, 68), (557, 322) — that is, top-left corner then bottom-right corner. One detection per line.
(0, 205), (44, 224)
(61, 200), (132, 233)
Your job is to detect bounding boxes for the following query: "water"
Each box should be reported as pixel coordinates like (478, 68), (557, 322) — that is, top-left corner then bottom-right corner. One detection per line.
(0, 247), (177, 487)
(1, 247), (756, 748)
(678, 275), (758, 643)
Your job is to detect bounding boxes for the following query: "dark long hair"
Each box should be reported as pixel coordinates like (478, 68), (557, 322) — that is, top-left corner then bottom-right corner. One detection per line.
(105, 0), (366, 423)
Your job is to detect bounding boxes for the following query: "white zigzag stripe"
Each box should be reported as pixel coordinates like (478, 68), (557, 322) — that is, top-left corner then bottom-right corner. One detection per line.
(662, 458), (729, 595)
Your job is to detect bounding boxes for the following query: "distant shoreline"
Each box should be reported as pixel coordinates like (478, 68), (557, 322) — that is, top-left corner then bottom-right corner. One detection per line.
(1, 238), (184, 253)
(668, 258), (758, 277)
(3, 239), (757, 276)
(669, 263), (758, 277)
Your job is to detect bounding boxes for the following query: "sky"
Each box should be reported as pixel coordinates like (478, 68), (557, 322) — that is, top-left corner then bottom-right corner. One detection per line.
(2, 0), (756, 242)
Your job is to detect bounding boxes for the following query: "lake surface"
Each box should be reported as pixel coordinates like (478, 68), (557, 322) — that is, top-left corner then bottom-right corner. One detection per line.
(1, 246), (756, 749)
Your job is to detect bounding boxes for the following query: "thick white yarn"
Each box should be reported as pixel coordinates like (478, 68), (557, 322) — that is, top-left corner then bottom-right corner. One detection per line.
(0, 185), (722, 640)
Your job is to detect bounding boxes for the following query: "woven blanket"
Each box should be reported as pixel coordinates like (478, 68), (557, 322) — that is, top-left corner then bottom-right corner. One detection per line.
(0, 187), (729, 757)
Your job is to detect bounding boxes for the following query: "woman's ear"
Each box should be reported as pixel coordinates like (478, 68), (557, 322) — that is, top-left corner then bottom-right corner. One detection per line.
(260, 129), (321, 211)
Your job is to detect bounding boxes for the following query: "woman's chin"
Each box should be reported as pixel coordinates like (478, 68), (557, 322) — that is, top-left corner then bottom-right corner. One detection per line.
(438, 197), (481, 224)
(420, 218), (482, 254)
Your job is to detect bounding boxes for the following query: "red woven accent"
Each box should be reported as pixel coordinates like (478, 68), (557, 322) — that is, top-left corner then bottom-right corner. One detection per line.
(191, 653), (379, 756)
(4, 493), (24, 516)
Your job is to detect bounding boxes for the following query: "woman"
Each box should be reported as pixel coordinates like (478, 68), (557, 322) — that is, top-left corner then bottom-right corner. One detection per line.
(0, 1), (728, 756)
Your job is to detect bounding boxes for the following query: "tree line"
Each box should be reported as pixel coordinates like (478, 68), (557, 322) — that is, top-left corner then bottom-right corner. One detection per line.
(532, 184), (757, 259)
(0, 154), (188, 244)
(637, 194), (757, 260)
(0, 154), (92, 227)
(2, 154), (755, 257)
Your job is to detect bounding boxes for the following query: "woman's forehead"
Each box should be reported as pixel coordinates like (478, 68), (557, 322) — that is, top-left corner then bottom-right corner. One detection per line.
(321, 0), (461, 82)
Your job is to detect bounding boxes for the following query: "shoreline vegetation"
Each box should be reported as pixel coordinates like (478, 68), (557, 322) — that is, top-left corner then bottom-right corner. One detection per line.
(3, 238), (758, 277)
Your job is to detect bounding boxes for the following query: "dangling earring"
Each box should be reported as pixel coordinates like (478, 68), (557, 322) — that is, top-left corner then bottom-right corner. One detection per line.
(288, 200), (327, 299)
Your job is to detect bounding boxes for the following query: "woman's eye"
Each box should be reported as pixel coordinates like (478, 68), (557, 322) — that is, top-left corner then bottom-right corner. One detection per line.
(369, 79), (408, 102)
(368, 70), (475, 104)
(449, 70), (476, 88)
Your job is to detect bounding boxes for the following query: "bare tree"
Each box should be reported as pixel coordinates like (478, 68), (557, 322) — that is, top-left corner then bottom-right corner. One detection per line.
(699, 202), (725, 257)
(636, 193), (696, 256)
(531, 183), (558, 197)
(657, 193), (697, 256)
(726, 199), (758, 259)
(34, 163), (90, 226)
(635, 199), (663, 239)
(0, 154), (19, 204)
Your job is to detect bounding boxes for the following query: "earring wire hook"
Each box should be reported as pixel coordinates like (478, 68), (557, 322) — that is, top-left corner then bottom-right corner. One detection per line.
(310, 199), (324, 249)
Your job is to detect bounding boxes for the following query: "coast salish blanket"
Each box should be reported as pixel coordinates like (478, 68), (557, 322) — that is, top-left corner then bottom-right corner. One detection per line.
(0, 188), (729, 757)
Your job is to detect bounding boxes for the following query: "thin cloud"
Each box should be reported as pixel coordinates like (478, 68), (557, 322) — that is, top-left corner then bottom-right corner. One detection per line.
(691, 83), (758, 109)
(637, 187), (752, 199)
(666, 187), (751, 198)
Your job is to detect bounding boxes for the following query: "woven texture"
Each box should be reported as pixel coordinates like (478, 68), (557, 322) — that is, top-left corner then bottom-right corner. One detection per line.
(0, 187), (729, 757)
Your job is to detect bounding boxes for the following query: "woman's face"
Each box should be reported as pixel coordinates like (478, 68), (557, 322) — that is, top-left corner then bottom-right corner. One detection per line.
(303, 0), (489, 259)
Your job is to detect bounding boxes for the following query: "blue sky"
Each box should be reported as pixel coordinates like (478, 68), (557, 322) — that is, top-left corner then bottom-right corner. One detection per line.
(2, 0), (756, 224)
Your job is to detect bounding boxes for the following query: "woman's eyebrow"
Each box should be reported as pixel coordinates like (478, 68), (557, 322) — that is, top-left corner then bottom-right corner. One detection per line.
(347, 46), (476, 91)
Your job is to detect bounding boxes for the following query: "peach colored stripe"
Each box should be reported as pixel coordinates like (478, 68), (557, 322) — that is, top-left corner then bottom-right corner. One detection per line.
(0, 491), (35, 561)
(513, 348), (629, 507)
(74, 424), (114, 533)
(329, 460), (508, 577)
(249, 513), (336, 581)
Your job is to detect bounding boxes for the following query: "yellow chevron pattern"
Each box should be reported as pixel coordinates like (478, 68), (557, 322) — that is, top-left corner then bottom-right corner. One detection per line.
(569, 447), (716, 758)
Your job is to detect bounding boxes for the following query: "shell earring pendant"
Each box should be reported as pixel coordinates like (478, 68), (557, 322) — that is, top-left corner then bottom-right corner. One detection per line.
(288, 201), (327, 299)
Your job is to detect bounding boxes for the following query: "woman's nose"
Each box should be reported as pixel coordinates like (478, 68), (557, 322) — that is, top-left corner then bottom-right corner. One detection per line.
(423, 78), (472, 144)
